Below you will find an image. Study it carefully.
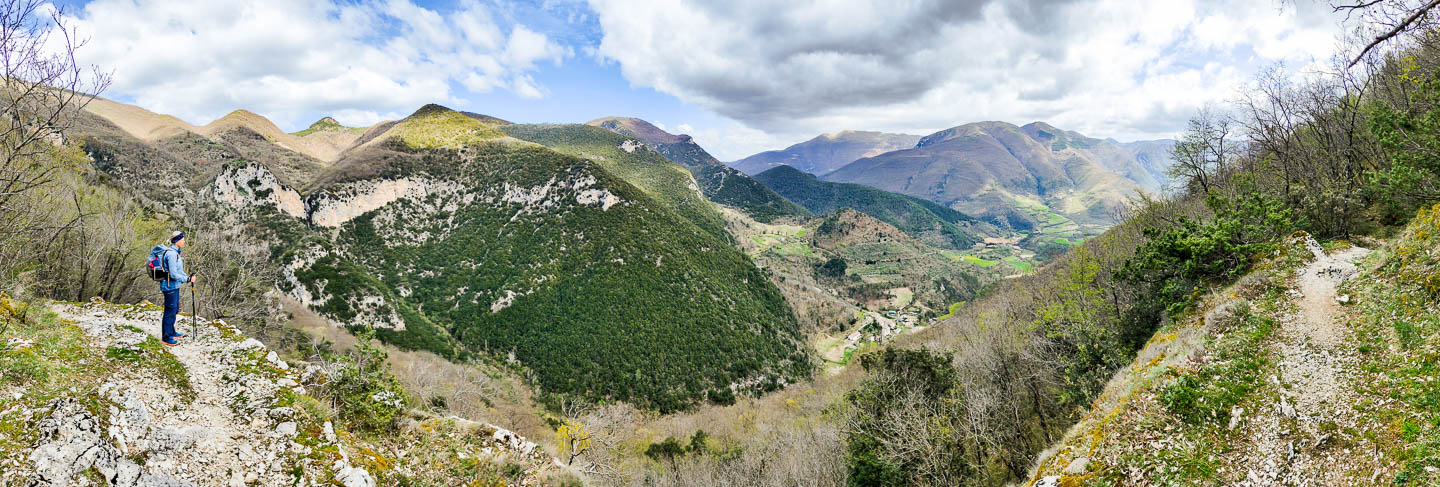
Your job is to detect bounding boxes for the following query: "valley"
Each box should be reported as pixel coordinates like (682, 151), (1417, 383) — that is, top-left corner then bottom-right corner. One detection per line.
(718, 206), (983, 374)
(9, 2), (1432, 484)
(7, 88), (1194, 487)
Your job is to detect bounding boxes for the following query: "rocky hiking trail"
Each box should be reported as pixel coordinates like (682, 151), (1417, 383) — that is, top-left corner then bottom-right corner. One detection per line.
(7, 301), (563, 487)
(1029, 235), (1400, 487)
(1238, 238), (1373, 486)
(21, 301), (376, 487)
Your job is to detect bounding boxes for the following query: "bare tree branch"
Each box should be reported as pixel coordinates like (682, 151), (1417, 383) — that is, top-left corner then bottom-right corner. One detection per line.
(1342, 0), (1440, 67)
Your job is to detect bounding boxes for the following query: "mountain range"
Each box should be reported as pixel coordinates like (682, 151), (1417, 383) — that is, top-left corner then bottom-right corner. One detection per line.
(587, 117), (811, 222)
(743, 121), (1175, 232)
(730, 130), (922, 176)
(72, 100), (810, 412)
(69, 95), (1170, 413)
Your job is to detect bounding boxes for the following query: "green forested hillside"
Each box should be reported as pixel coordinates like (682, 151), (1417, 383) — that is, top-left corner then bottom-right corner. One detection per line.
(256, 111), (810, 412)
(687, 162), (812, 222)
(63, 102), (812, 413)
(499, 123), (731, 239)
(754, 165), (988, 249)
(587, 117), (811, 222)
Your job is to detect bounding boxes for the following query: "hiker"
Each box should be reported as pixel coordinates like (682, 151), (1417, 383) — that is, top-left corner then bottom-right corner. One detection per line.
(158, 231), (197, 346)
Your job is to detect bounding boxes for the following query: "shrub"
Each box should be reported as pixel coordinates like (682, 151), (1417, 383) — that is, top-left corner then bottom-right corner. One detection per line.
(846, 434), (907, 487)
(707, 387), (735, 406)
(644, 436), (686, 463)
(843, 348), (962, 486)
(1119, 192), (1292, 317)
(688, 429), (710, 453)
(818, 258), (847, 279)
(321, 329), (409, 432)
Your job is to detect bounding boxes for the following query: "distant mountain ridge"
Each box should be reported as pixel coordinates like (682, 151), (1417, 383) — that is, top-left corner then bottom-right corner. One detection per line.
(822, 121), (1173, 228)
(1018, 121), (1172, 191)
(730, 130), (922, 176)
(753, 165), (993, 249)
(587, 117), (810, 222)
(82, 98), (363, 163)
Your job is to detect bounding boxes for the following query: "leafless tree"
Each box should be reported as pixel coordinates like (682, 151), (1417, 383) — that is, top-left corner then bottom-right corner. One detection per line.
(1168, 107), (1238, 196)
(184, 236), (280, 326)
(0, 0), (109, 296)
(35, 191), (147, 302)
(0, 0), (109, 210)
(574, 402), (641, 481)
(1333, 0), (1440, 66)
(1231, 59), (1380, 235)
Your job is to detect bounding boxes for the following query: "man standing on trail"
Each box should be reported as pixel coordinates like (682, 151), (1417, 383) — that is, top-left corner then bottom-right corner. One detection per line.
(159, 231), (197, 346)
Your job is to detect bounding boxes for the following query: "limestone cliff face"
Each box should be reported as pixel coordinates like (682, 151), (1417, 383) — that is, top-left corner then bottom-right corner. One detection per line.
(307, 177), (469, 229)
(212, 162), (622, 230)
(210, 162), (308, 219)
(210, 160), (635, 333)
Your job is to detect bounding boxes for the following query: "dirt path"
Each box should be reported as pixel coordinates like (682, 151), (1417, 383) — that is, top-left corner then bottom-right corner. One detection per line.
(1293, 239), (1367, 348)
(42, 303), (374, 487)
(1241, 238), (1372, 486)
(1284, 239), (1369, 420)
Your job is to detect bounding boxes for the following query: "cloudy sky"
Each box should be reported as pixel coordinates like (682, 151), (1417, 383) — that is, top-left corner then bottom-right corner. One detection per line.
(51, 0), (1353, 160)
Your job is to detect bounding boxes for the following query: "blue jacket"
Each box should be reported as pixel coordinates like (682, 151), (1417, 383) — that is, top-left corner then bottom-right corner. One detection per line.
(158, 245), (190, 292)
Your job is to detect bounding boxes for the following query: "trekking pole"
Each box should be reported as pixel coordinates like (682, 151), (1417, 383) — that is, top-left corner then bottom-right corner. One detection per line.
(190, 226), (198, 341)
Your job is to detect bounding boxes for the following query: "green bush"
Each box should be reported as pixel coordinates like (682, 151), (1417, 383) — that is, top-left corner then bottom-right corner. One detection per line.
(1119, 192), (1292, 317)
(688, 429), (710, 453)
(844, 348), (964, 486)
(818, 258), (848, 279)
(644, 436), (687, 463)
(1370, 66), (1440, 213)
(322, 330), (409, 432)
(846, 434), (908, 487)
(707, 387), (736, 406)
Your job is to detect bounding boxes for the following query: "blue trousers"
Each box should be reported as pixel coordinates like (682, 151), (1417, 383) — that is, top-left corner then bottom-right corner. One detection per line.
(162, 289), (180, 341)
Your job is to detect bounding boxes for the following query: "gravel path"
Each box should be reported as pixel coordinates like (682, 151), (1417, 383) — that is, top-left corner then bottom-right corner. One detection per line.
(1241, 238), (1371, 487)
(28, 302), (374, 487)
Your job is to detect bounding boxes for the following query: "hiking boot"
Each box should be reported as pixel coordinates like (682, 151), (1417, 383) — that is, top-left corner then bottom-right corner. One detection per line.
(173, 332), (186, 338)
(163, 339), (179, 347)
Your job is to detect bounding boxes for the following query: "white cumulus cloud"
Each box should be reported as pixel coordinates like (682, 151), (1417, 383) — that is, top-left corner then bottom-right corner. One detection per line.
(586, 0), (1350, 158)
(64, 0), (570, 129)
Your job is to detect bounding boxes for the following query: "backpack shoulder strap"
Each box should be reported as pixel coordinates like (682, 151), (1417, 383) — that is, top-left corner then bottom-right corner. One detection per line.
(160, 247), (175, 280)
